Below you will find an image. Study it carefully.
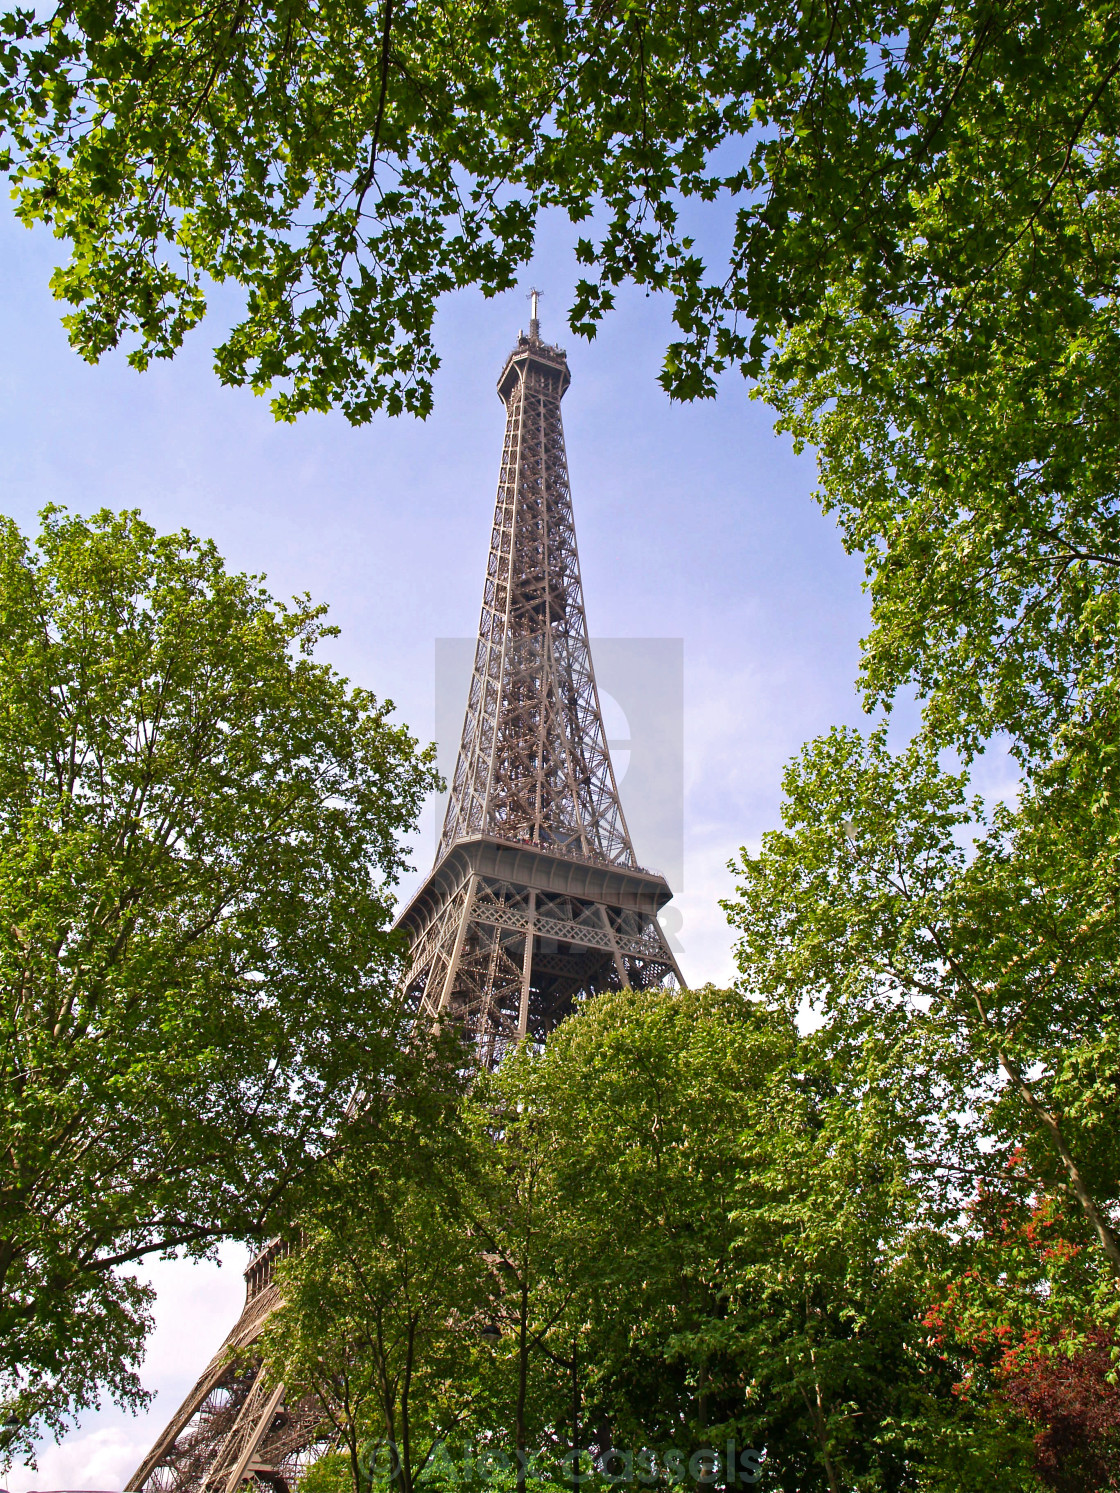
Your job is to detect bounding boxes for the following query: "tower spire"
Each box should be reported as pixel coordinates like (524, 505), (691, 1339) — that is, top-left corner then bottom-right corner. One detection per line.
(528, 286), (541, 341)
(436, 317), (632, 869)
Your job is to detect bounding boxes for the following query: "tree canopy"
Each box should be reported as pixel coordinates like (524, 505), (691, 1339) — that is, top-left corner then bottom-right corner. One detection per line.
(265, 987), (1065, 1492)
(724, 722), (1120, 1488)
(0, 506), (438, 1462)
(1, 2), (1112, 426)
(3, 0), (1115, 765)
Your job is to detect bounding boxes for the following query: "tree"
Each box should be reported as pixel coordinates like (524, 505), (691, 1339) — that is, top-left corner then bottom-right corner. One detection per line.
(510, 987), (981, 1493)
(723, 722), (1120, 1486)
(0, 1), (1112, 466)
(747, 4), (1120, 764)
(1001, 1327), (1120, 1492)
(0, 505), (438, 1463)
(525, 987), (787, 1465)
(925, 1195), (1120, 1493)
(466, 1051), (575, 1493)
(261, 1040), (489, 1493)
(710, 1027), (955, 1493)
(262, 1040), (578, 1493)
(725, 725), (1120, 1282)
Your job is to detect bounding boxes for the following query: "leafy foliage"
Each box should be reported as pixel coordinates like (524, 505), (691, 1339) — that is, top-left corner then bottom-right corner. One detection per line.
(275, 988), (1044, 1492)
(724, 725), (1120, 1281)
(1001, 1328), (1120, 1492)
(724, 722), (1120, 1487)
(534, 989), (963, 1493)
(262, 1037), (488, 1493)
(0, 506), (438, 1462)
(0, 3), (1113, 452)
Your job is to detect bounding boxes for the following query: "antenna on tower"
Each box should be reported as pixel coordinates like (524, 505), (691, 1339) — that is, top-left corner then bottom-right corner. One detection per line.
(528, 287), (541, 341)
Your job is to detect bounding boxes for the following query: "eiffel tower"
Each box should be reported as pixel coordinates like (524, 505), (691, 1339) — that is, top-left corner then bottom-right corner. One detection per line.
(397, 295), (683, 1067)
(126, 299), (683, 1493)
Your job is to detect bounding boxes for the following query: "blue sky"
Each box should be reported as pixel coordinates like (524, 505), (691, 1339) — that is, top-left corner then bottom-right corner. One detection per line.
(2, 201), (876, 1490)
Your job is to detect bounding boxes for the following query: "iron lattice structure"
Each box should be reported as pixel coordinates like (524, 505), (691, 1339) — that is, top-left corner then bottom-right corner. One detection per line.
(125, 1241), (330, 1493)
(126, 307), (683, 1493)
(397, 307), (683, 1068)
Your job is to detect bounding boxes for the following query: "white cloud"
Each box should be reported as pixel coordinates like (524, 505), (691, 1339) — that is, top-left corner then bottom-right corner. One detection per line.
(7, 1425), (147, 1493)
(6, 1250), (247, 1493)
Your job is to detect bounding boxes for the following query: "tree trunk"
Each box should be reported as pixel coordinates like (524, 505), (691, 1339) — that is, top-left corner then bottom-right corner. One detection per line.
(400, 1317), (417, 1493)
(799, 1347), (841, 1493)
(570, 1338), (580, 1493)
(516, 1277), (530, 1493)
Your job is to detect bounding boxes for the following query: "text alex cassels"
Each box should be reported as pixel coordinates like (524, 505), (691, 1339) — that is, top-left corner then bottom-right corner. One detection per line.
(362, 1441), (766, 1486)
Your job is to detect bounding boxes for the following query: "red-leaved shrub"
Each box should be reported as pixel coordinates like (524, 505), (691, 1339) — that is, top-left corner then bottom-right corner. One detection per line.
(1000, 1328), (1120, 1492)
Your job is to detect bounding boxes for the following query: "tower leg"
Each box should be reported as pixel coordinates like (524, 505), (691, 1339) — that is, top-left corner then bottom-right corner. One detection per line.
(518, 890), (536, 1038)
(126, 1242), (326, 1493)
(437, 874), (477, 1012)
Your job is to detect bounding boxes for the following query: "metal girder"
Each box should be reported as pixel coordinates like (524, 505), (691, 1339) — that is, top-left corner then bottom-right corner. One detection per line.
(125, 1241), (328, 1493)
